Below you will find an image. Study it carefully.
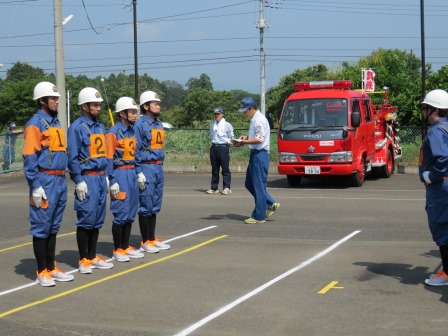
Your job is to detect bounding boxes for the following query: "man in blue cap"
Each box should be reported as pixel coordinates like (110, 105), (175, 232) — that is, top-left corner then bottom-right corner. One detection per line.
(206, 106), (234, 195)
(236, 97), (280, 224)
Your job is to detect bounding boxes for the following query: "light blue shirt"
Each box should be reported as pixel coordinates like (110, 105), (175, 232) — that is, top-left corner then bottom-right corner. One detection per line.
(248, 110), (270, 151)
(209, 118), (234, 144)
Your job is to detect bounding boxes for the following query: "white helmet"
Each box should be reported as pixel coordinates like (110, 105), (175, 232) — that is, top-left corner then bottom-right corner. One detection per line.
(139, 90), (161, 106)
(422, 89), (448, 109)
(78, 87), (103, 105)
(115, 97), (138, 112)
(33, 81), (60, 100)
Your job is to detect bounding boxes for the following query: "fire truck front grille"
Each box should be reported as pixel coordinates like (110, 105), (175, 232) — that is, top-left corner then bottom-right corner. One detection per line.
(300, 155), (326, 161)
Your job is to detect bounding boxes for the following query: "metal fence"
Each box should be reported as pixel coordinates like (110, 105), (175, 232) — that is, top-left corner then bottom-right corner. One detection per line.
(0, 126), (422, 174)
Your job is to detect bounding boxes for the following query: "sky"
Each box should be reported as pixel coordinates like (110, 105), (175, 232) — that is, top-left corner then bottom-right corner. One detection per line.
(0, 0), (447, 95)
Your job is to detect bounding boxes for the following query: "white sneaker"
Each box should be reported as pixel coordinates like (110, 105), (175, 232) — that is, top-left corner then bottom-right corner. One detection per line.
(125, 246), (145, 258)
(221, 188), (232, 195)
(140, 240), (160, 253)
(425, 270), (448, 286)
(78, 258), (92, 274)
(152, 239), (170, 250)
(112, 248), (130, 262)
(90, 256), (113, 269)
(205, 189), (219, 194)
(50, 264), (74, 282)
(36, 269), (56, 287)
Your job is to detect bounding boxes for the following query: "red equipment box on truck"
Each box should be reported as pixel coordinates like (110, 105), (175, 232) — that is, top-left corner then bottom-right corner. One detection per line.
(277, 80), (402, 187)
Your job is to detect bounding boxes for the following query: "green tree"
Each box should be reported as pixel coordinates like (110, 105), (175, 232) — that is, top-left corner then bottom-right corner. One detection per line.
(341, 48), (422, 125)
(160, 80), (186, 110)
(266, 64), (333, 121)
(6, 62), (45, 82)
(186, 73), (213, 91)
(0, 79), (36, 129)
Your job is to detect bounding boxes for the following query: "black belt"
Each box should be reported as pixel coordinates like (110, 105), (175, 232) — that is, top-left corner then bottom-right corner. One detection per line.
(212, 144), (229, 146)
(250, 149), (268, 153)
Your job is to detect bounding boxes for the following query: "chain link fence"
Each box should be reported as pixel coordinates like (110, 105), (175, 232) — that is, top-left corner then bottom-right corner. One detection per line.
(0, 126), (422, 174)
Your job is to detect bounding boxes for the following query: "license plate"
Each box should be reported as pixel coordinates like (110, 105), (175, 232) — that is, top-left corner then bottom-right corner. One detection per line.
(305, 166), (320, 174)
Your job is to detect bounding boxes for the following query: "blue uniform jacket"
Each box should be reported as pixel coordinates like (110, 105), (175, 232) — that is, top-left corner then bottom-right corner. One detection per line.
(68, 115), (108, 185)
(23, 110), (68, 190)
(419, 118), (448, 206)
(134, 114), (165, 174)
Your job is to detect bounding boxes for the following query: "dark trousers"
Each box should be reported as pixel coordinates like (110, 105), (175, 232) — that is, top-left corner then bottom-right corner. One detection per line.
(210, 144), (231, 190)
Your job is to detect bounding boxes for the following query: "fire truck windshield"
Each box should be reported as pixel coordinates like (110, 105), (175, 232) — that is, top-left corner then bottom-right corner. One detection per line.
(280, 98), (348, 131)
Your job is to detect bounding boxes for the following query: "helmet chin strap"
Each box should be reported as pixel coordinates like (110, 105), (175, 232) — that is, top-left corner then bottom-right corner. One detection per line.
(88, 106), (98, 121)
(425, 109), (436, 125)
(124, 111), (135, 125)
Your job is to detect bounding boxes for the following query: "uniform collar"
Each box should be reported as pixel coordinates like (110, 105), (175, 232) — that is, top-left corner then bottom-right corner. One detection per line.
(37, 109), (56, 123)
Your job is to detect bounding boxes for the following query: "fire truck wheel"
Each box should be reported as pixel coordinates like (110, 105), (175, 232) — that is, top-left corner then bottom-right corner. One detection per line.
(380, 149), (394, 178)
(287, 175), (302, 187)
(350, 157), (366, 187)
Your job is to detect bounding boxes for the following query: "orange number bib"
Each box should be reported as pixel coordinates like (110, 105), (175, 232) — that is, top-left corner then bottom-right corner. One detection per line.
(90, 134), (106, 158)
(122, 137), (136, 161)
(150, 129), (165, 150)
(48, 127), (66, 151)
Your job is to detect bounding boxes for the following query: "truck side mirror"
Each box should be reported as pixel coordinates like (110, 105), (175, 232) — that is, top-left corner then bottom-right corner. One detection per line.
(351, 111), (361, 128)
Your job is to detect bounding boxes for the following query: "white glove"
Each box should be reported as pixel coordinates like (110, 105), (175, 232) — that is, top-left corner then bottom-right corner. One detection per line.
(106, 176), (110, 191)
(110, 183), (120, 198)
(137, 172), (146, 190)
(422, 171), (431, 185)
(32, 186), (47, 208)
(75, 181), (88, 201)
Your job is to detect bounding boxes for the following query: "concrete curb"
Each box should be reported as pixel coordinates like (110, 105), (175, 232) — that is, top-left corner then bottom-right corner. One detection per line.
(162, 164), (419, 175)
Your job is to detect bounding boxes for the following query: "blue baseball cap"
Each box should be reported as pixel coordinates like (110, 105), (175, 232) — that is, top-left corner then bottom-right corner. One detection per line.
(238, 97), (256, 112)
(213, 107), (223, 114)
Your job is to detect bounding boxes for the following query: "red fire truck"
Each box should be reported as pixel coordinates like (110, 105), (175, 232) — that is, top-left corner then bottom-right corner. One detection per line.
(277, 80), (402, 187)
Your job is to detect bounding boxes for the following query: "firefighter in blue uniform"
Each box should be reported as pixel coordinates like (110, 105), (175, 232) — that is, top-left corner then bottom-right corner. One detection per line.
(68, 87), (113, 274)
(236, 97), (280, 224)
(23, 81), (74, 286)
(135, 90), (170, 253)
(106, 97), (144, 262)
(419, 89), (448, 286)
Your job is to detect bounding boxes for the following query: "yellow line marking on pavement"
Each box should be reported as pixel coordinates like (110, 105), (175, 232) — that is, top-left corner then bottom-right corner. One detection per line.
(0, 234), (227, 318)
(318, 281), (344, 294)
(0, 232), (75, 253)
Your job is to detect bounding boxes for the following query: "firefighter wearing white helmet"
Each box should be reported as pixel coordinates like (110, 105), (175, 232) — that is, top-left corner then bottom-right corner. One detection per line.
(105, 97), (144, 261)
(23, 81), (73, 286)
(419, 88), (448, 286)
(67, 87), (113, 273)
(134, 90), (170, 252)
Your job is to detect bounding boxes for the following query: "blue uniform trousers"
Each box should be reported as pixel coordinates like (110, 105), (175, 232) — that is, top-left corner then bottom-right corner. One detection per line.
(426, 203), (448, 246)
(30, 173), (67, 238)
(139, 164), (164, 216)
(110, 168), (138, 225)
(74, 174), (107, 229)
(245, 149), (276, 220)
(210, 144), (231, 190)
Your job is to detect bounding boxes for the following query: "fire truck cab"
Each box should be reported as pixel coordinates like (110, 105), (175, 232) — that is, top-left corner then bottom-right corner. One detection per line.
(277, 80), (401, 187)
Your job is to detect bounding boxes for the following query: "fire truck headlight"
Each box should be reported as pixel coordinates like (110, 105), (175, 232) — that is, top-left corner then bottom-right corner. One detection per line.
(279, 152), (298, 163)
(329, 151), (353, 162)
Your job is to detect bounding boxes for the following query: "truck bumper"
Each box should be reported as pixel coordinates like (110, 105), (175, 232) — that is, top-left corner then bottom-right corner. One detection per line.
(278, 163), (356, 176)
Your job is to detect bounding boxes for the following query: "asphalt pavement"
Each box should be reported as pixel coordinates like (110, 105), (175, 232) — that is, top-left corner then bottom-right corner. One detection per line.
(0, 171), (446, 336)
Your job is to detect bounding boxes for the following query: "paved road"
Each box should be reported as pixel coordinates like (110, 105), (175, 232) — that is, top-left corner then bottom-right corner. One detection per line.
(0, 172), (445, 336)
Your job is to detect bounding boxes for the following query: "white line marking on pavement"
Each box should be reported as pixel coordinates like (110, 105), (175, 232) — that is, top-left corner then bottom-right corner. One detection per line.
(174, 230), (361, 336)
(0, 226), (217, 297)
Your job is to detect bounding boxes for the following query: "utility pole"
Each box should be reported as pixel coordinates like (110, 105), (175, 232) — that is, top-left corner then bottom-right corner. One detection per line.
(133, 0), (139, 105)
(54, 0), (67, 137)
(420, 0), (426, 140)
(256, 0), (268, 115)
